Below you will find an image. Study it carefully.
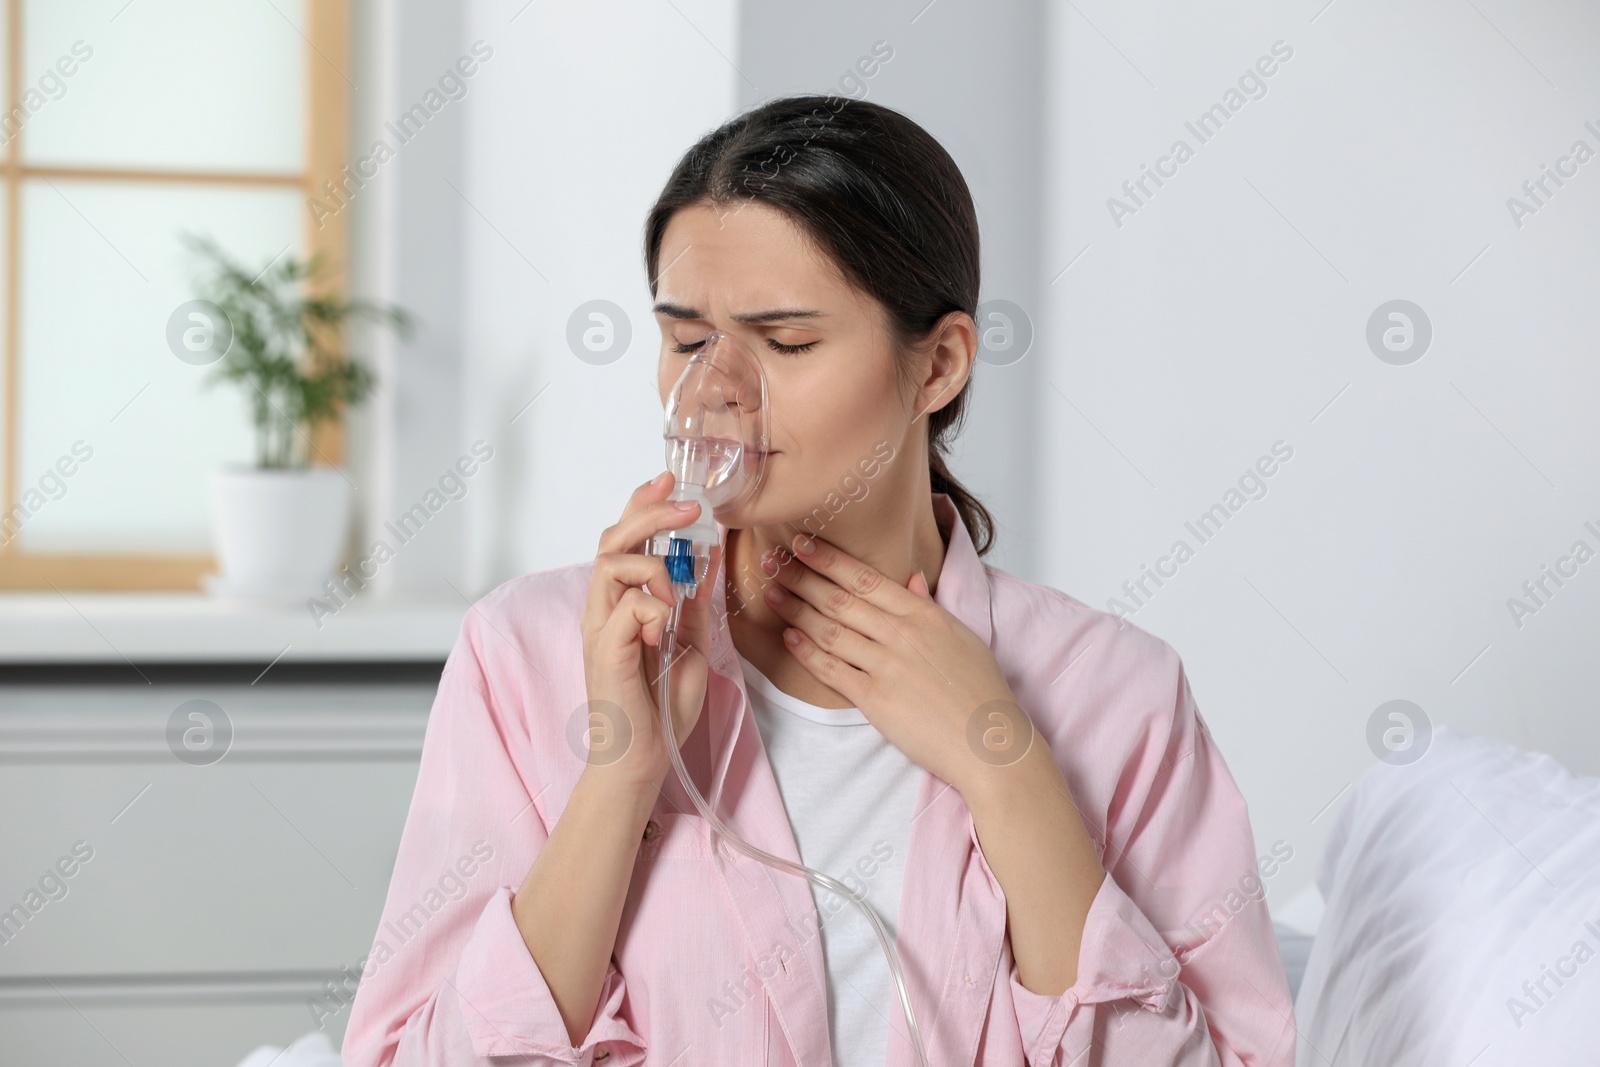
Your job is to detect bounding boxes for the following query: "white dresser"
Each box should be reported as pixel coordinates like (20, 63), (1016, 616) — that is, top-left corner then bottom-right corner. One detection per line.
(0, 595), (465, 1067)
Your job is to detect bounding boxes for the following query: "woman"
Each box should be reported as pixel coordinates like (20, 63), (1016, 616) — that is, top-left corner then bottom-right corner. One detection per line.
(344, 95), (1295, 1066)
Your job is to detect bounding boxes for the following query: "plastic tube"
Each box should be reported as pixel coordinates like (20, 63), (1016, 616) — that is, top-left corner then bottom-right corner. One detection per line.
(655, 576), (933, 1067)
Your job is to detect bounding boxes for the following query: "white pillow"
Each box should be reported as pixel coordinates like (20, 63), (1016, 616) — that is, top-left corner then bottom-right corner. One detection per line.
(1295, 724), (1600, 1066)
(233, 1032), (343, 1067)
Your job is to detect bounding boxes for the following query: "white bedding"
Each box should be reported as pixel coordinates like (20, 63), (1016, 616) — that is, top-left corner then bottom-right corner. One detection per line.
(1293, 725), (1600, 1066)
(235, 1031), (343, 1067)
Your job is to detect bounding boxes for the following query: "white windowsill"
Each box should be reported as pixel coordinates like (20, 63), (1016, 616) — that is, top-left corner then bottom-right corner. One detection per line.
(0, 591), (467, 663)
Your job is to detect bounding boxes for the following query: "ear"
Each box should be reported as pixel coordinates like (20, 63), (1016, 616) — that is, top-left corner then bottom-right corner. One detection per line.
(912, 311), (977, 421)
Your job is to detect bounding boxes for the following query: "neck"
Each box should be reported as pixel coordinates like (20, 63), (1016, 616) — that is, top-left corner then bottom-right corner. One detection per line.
(723, 486), (949, 646)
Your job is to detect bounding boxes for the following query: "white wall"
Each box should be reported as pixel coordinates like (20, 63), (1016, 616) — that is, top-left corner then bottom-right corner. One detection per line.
(455, 0), (742, 590)
(348, 0), (470, 599)
(1039, 0), (1600, 904)
(734, 0), (1050, 579)
(349, 0), (742, 599)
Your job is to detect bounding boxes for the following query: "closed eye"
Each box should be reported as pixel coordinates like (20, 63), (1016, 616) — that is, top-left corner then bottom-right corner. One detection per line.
(766, 338), (817, 355)
(671, 338), (818, 356)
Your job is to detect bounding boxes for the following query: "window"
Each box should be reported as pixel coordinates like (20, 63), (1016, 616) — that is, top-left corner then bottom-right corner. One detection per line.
(0, 0), (348, 589)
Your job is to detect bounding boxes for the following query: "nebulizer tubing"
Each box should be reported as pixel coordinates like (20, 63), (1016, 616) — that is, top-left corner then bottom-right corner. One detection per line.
(645, 329), (933, 1067)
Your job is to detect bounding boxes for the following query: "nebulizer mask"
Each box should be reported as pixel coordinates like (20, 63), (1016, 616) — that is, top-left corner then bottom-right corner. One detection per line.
(647, 329), (932, 1067)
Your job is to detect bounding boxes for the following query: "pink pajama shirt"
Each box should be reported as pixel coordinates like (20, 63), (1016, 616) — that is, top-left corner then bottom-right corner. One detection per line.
(343, 493), (1297, 1066)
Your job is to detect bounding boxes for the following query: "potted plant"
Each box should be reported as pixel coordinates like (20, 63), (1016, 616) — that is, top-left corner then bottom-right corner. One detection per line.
(184, 234), (412, 603)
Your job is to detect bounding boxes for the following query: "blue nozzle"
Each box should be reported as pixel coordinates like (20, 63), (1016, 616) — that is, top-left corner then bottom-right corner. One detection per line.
(664, 537), (696, 586)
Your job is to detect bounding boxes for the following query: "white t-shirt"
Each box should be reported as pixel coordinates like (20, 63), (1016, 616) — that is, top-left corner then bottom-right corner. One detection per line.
(736, 652), (923, 1067)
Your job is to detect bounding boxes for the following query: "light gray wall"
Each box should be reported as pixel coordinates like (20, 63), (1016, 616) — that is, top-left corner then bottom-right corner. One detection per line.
(348, 0), (470, 599)
(454, 0), (742, 589)
(735, 0), (1049, 578)
(1038, 0), (1600, 904)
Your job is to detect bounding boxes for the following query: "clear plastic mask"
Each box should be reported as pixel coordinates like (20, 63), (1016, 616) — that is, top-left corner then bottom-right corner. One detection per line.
(660, 328), (771, 517)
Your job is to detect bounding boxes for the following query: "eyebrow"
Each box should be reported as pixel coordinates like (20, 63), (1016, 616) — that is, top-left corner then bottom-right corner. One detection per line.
(652, 302), (827, 325)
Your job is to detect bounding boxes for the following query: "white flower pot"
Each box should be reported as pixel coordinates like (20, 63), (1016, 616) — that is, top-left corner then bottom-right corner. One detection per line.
(205, 467), (352, 603)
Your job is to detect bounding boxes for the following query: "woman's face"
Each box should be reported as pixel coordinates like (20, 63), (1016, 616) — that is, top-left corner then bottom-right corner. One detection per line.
(653, 199), (926, 530)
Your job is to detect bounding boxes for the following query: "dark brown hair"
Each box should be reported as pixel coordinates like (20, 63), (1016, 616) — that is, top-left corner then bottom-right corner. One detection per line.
(643, 94), (996, 556)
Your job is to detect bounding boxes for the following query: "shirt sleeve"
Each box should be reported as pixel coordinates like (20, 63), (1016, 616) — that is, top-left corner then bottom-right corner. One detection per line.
(341, 607), (647, 1067)
(1006, 651), (1297, 1066)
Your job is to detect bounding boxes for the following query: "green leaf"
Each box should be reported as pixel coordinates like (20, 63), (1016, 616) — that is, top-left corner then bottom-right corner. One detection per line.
(181, 232), (410, 470)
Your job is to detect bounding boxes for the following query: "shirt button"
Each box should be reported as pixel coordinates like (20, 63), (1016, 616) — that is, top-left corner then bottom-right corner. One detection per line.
(642, 819), (661, 840)
(595, 1049), (611, 1061)
(964, 973), (973, 985)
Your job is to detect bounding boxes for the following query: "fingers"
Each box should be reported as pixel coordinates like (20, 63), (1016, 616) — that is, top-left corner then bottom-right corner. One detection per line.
(638, 542), (722, 693)
(594, 552), (677, 607)
(768, 552), (895, 647)
(587, 473), (702, 640)
(785, 533), (922, 618)
(595, 587), (672, 664)
(622, 471), (673, 517)
(673, 543), (722, 655)
(583, 552), (668, 642)
(782, 623), (870, 698)
(765, 574), (880, 672)
(585, 474), (713, 684)
(599, 474), (702, 555)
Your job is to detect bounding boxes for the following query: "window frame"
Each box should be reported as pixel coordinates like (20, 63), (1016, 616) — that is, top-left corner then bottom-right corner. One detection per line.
(0, 0), (351, 590)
